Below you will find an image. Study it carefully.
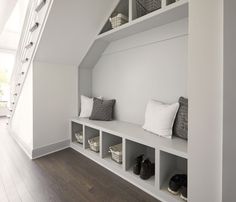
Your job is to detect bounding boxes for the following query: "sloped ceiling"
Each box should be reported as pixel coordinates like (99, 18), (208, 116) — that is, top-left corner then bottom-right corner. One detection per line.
(0, 0), (17, 34)
(35, 0), (118, 66)
(0, 0), (29, 51)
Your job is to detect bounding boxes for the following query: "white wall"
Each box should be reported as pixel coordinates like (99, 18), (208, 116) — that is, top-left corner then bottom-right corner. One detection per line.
(11, 64), (33, 151)
(92, 19), (188, 125)
(79, 68), (92, 98)
(222, 1), (236, 202)
(35, 0), (118, 65)
(0, 104), (8, 116)
(0, 0), (17, 33)
(188, 0), (223, 201)
(33, 62), (78, 149)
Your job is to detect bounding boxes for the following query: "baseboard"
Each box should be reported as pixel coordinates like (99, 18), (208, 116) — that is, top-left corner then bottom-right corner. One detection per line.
(8, 128), (70, 159)
(32, 139), (70, 159)
(8, 128), (33, 159)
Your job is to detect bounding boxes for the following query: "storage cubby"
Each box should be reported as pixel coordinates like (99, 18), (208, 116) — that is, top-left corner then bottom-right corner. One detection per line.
(125, 139), (155, 186)
(71, 122), (83, 146)
(132, 0), (162, 20)
(159, 150), (187, 199)
(100, 0), (129, 34)
(84, 126), (100, 153)
(101, 132), (123, 168)
(166, 0), (179, 6)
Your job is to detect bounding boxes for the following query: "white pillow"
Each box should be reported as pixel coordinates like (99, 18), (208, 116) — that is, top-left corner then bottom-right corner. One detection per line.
(143, 100), (179, 139)
(79, 95), (94, 118)
(79, 95), (102, 118)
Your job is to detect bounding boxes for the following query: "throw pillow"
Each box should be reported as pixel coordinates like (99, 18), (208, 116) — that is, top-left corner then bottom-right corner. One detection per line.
(79, 95), (102, 118)
(143, 100), (179, 139)
(173, 97), (188, 140)
(79, 95), (94, 118)
(90, 98), (116, 121)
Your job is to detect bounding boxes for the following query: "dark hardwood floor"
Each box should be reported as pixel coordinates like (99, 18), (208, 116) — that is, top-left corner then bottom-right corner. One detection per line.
(0, 118), (160, 202)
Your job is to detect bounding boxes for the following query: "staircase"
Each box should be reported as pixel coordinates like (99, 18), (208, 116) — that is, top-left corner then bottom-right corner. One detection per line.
(7, 0), (118, 158)
(8, 0), (119, 126)
(8, 0), (53, 124)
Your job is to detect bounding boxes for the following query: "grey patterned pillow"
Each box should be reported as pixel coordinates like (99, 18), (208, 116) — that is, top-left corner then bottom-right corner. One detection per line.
(173, 97), (188, 140)
(89, 98), (116, 121)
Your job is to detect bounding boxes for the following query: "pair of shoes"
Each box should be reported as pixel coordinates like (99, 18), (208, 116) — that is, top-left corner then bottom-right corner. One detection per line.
(133, 155), (155, 180)
(168, 174), (187, 201)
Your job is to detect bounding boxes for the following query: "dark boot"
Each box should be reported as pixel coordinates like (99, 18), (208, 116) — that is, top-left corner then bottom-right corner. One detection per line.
(133, 154), (144, 175)
(140, 158), (155, 180)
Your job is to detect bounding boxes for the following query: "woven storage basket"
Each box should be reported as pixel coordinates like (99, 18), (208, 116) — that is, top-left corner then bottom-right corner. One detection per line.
(75, 132), (83, 144)
(88, 136), (100, 152)
(109, 143), (122, 164)
(109, 13), (128, 29)
(136, 0), (161, 18)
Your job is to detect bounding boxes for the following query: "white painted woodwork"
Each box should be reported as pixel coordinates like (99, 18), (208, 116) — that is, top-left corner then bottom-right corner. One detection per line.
(80, 0), (188, 69)
(70, 117), (187, 202)
(34, 0), (119, 65)
(188, 0), (223, 201)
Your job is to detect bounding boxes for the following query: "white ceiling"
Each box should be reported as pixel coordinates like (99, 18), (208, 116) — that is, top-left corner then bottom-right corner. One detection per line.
(35, 0), (118, 66)
(0, 0), (17, 34)
(0, 0), (28, 51)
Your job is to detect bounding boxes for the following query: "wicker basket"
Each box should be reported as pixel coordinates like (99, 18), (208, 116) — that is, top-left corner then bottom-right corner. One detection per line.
(136, 0), (161, 18)
(75, 132), (83, 144)
(88, 136), (100, 152)
(109, 13), (128, 29)
(109, 143), (122, 164)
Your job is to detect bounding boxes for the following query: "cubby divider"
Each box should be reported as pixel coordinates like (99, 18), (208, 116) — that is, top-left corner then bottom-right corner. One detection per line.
(71, 122), (83, 148)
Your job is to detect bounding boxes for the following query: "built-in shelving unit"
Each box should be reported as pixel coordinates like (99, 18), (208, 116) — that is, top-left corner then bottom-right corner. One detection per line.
(100, 0), (129, 34)
(72, 1), (189, 201)
(79, 0), (188, 69)
(70, 117), (187, 202)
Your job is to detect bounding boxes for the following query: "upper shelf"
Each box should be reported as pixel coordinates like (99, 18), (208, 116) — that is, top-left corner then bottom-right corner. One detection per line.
(79, 0), (188, 69)
(98, 0), (188, 42)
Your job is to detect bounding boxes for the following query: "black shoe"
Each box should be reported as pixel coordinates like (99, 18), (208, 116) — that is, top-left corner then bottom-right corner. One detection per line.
(180, 177), (187, 201)
(140, 158), (155, 180)
(168, 174), (187, 195)
(133, 154), (144, 175)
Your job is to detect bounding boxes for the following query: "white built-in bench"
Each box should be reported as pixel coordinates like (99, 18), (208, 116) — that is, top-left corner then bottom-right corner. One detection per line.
(70, 117), (187, 202)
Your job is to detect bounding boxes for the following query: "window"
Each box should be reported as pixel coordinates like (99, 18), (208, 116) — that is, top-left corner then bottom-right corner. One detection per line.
(0, 51), (15, 107)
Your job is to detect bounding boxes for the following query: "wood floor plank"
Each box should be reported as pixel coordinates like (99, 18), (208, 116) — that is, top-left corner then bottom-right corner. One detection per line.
(0, 118), (159, 202)
(0, 167), (21, 202)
